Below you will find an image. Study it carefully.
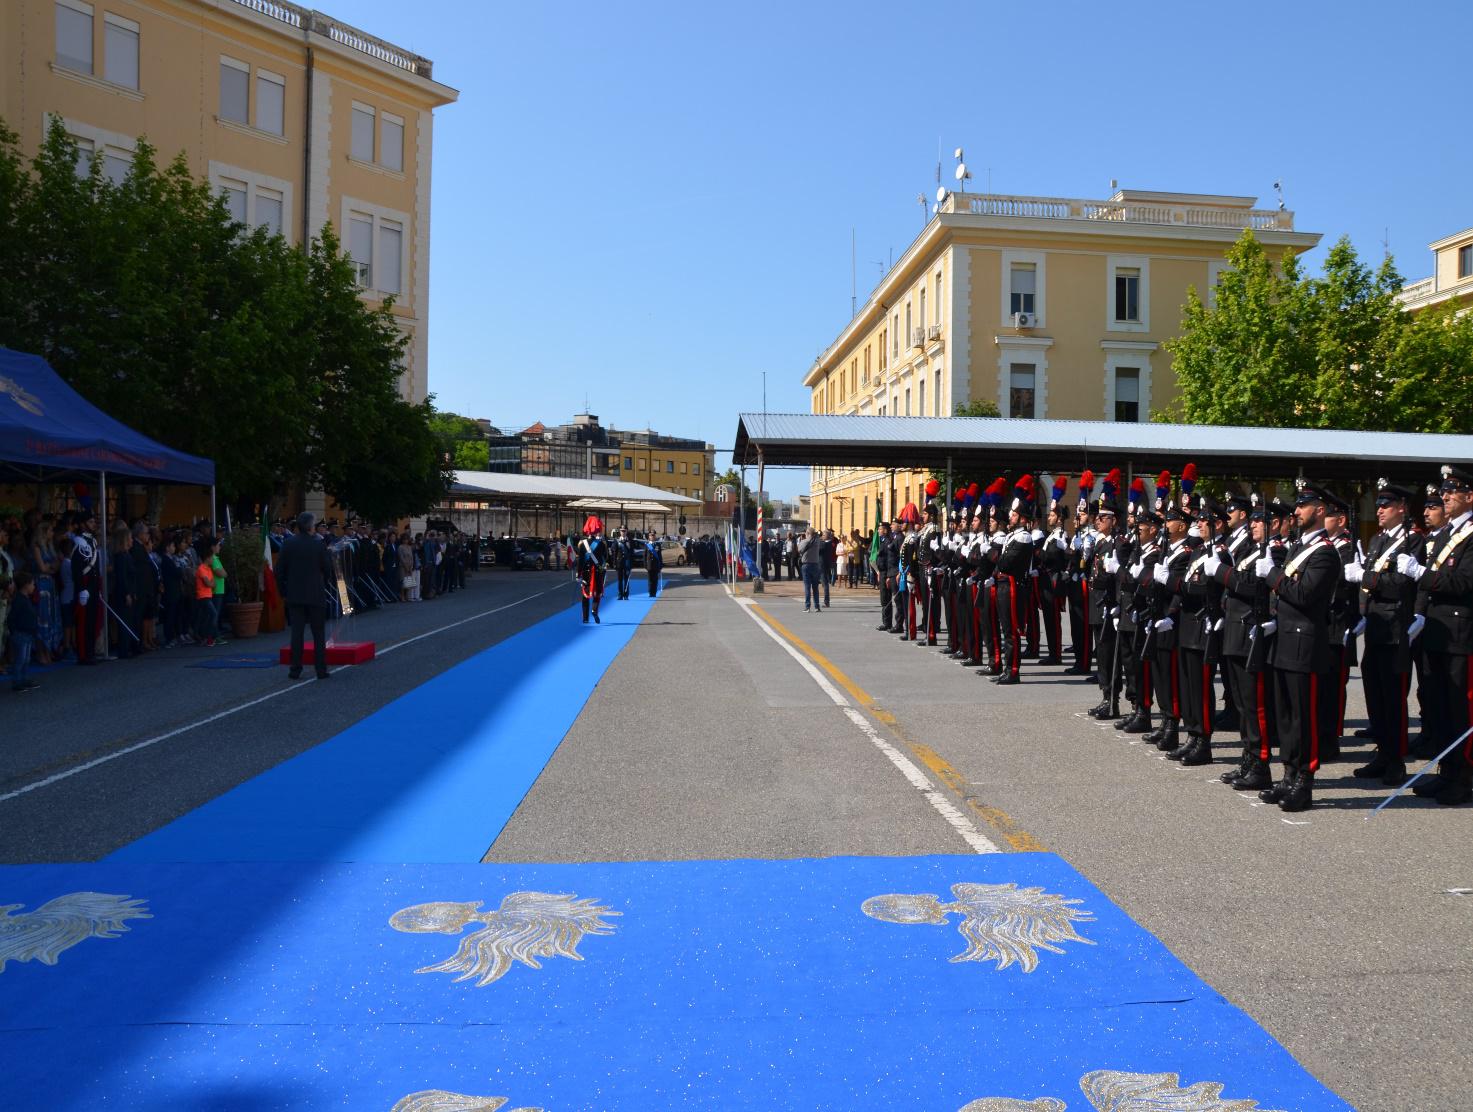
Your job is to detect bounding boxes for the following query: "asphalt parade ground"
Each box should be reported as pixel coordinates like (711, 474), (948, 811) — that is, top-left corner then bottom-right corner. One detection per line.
(2, 568), (1468, 1109)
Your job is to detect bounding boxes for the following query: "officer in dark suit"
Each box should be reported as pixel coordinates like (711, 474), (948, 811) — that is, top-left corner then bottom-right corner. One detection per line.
(1086, 500), (1120, 717)
(1259, 483), (1344, 812)
(1321, 492), (1360, 760)
(1203, 493), (1263, 785)
(873, 521), (897, 631)
(613, 529), (634, 600)
(1352, 481), (1418, 785)
(1168, 499), (1224, 765)
(277, 511), (336, 680)
(1145, 505), (1194, 754)
(1400, 465), (1473, 805)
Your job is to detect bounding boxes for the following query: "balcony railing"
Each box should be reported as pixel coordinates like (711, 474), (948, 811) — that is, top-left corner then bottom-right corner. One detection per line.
(1399, 277), (1436, 301)
(950, 191), (1294, 232)
(227, 0), (435, 79)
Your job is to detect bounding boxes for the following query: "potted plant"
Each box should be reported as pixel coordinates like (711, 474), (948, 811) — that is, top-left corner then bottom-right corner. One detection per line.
(219, 528), (265, 638)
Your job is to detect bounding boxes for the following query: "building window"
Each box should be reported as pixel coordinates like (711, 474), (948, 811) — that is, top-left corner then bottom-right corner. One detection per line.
(935, 271), (943, 323)
(892, 314), (899, 357)
(1113, 367), (1140, 422)
(255, 70), (285, 135)
(351, 103), (375, 162)
(905, 302), (912, 347)
(623, 457), (632, 470)
(101, 147), (130, 186)
(879, 403), (886, 417)
(1008, 364), (1036, 419)
(1461, 244), (1473, 279)
(56, 0), (93, 75)
(934, 369), (942, 416)
(917, 379), (925, 418)
(919, 288), (927, 328)
(103, 13), (139, 89)
(1115, 267), (1141, 322)
(863, 346), (870, 385)
(348, 213), (374, 285)
(693, 463), (701, 475)
(638, 458), (647, 471)
(255, 187), (283, 236)
(666, 460), (675, 473)
(680, 461), (688, 474)
(220, 178), (247, 224)
(220, 57), (249, 124)
(1009, 264), (1036, 317)
(880, 330), (887, 369)
(70, 135), (94, 178)
(381, 112), (404, 172)
(904, 387), (911, 416)
(378, 220), (403, 294)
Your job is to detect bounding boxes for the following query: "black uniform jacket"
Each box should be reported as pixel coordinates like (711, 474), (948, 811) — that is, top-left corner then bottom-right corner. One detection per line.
(1264, 531), (1342, 674)
(1214, 528), (1264, 658)
(277, 531), (336, 607)
(1418, 513), (1473, 655)
(1361, 526), (1417, 665)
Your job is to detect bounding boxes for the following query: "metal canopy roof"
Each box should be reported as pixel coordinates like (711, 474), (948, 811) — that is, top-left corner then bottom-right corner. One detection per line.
(449, 471), (699, 506)
(732, 413), (1473, 483)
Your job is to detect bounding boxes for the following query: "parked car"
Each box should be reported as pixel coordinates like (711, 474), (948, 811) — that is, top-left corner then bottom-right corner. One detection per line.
(489, 536), (551, 570)
(627, 534), (687, 568)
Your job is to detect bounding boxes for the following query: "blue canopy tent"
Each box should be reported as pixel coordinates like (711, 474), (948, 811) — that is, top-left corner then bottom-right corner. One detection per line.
(1, 346), (217, 654)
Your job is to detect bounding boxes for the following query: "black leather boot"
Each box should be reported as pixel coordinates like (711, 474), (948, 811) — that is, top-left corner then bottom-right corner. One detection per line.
(1258, 775), (1293, 803)
(1232, 760), (1273, 791)
(1353, 754), (1390, 779)
(1412, 770), (1447, 798)
(1180, 735), (1213, 766)
(1114, 707), (1140, 731)
(1122, 709), (1153, 735)
(1142, 724), (1166, 745)
(1380, 760), (1408, 786)
(1155, 721), (1181, 752)
(1279, 771), (1314, 812)
(1220, 749), (1252, 784)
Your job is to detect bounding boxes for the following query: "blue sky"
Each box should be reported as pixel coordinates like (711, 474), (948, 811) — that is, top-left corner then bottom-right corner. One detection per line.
(346, 0), (1472, 498)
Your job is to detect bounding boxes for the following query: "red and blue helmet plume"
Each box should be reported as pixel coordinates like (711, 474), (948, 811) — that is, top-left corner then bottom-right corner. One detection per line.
(1102, 468), (1122, 501)
(1155, 471), (1172, 504)
(1050, 474), (1068, 504)
(1128, 476), (1146, 507)
(986, 477), (1009, 512)
(1076, 469), (1095, 513)
(1180, 462), (1198, 496)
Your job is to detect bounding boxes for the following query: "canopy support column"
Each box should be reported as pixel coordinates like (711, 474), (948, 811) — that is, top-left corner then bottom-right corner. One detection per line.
(99, 470), (110, 659)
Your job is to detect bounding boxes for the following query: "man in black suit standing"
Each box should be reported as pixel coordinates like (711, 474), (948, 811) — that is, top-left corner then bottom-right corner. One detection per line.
(277, 511), (336, 680)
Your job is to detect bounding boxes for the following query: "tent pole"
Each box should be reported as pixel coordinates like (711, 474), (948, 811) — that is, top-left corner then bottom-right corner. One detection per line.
(210, 485), (217, 535)
(99, 470), (110, 659)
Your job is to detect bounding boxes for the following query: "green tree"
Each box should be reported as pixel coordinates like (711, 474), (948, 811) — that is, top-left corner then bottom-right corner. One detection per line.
(1307, 237), (1405, 430)
(1384, 301), (1473, 434)
(953, 398), (1001, 417)
(1164, 230), (1318, 427)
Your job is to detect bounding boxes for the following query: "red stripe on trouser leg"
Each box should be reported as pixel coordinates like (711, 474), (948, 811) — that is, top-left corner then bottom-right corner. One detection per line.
(1256, 673), (1270, 762)
(1399, 672), (1410, 759)
(1170, 649), (1180, 717)
(1464, 657), (1473, 766)
(1203, 661), (1213, 738)
(1339, 656), (1350, 737)
(1308, 673), (1320, 773)
(1008, 579), (1020, 678)
(1142, 658), (1151, 709)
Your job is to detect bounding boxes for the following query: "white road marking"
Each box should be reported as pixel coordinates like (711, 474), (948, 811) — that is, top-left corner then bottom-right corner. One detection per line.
(0, 588), (560, 805)
(726, 587), (1000, 854)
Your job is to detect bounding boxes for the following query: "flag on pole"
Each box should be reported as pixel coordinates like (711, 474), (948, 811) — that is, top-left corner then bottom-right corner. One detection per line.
(869, 497), (882, 565)
(261, 519), (284, 630)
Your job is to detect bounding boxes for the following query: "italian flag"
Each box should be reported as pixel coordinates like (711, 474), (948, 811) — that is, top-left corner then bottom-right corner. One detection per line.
(261, 521), (284, 628)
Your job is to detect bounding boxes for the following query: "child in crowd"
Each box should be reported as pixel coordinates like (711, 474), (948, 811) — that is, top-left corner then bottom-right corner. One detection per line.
(6, 571), (40, 693)
(193, 543), (217, 647)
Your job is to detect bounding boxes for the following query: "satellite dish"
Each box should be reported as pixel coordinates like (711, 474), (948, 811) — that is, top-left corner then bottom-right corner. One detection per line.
(954, 147), (964, 160)
(955, 163), (969, 182)
(931, 203), (939, 215)
(935, 186), (949, 204)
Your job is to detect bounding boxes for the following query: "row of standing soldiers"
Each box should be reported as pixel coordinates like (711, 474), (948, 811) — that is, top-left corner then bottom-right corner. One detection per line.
(868, 466), (1473, 812)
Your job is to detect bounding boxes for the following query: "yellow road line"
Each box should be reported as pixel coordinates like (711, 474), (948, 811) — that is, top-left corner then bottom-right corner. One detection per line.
(748, 601), (1047, 853)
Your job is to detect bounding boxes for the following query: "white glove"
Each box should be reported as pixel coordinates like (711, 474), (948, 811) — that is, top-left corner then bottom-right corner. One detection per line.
(1054, 535), (1068, 550)
(1408, 614), (1426, 641)
(984, 577), (995, 588)
(1352, 617), (1366, 637)
(1342, 561), (1364, 584)
(1113, 618), (1120, 630)
(79, 590), (90, 606)
(1203, 554), (1222, 577)
(1030, 529), (1044, 542)
(1212, 617), (1225, 632)
(1110, 607), (1120, 617)
(1103, 555), (1120, 574)
(1260, 620), (1277, 636)
(1129, 562), (1143, 578)
(1154, 617), (1174, 632)
(1396, 553), (1425, 580)
(1029, 568), (1039, 577)
(1152, 563), (1169, 585)
(1255, 557), (1275, 578)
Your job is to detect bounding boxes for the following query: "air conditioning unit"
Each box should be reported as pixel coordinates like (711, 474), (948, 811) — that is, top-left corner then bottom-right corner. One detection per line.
(911, 327), (927, 348)
(926, 323), (943, 341)
(1012, 311), (1034, 329)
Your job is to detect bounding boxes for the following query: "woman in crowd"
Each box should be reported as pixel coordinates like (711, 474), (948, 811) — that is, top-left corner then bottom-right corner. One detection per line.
(159, 532), (185, 647)
(28, 520), (63, 664)
(835, 534), (849, 589)
(399, 532), (418, 602)
(848, 529), (866, 588)
(56, 534), (76, 658)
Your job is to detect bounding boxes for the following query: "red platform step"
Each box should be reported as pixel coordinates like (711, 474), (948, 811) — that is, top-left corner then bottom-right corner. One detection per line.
(277, 641), (376, 666)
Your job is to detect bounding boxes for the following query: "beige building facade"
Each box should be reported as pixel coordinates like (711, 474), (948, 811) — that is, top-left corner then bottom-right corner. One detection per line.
(1398, 226), (1473, 315)
(804, 189), (1321, 534)
(1, 0), (457, 404)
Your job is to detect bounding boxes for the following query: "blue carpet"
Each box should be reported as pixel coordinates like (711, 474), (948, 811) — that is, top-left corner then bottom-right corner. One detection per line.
(109, 591), (655, 864)
(0, 854), (1349, 1110)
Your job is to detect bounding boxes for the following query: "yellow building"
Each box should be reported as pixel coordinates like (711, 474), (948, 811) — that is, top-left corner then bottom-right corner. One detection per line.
(1, 0), (457, 404)
(804, 188), (1321, 533)
(616, 430), (716, 504)
(1398, 226), (1473, 315)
